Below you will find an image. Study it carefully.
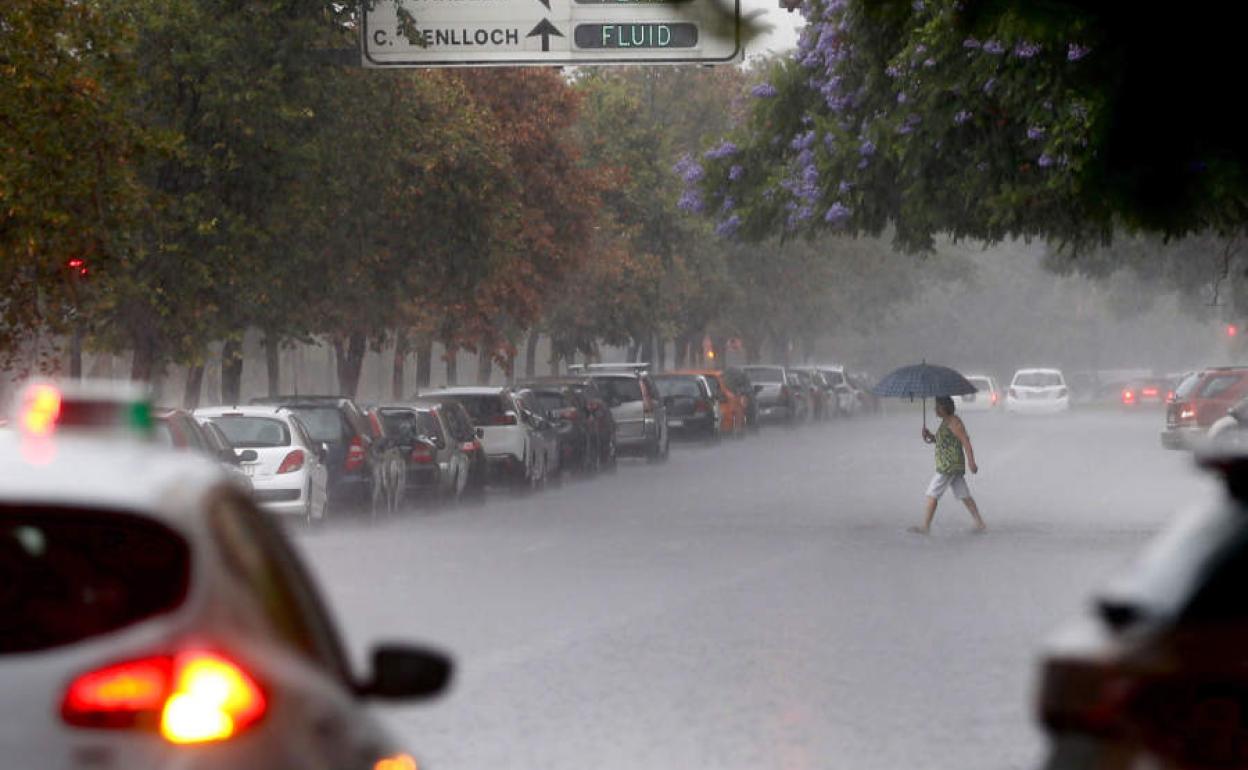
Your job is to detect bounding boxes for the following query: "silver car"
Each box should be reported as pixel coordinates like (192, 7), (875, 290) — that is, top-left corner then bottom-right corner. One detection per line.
(573, 364), (669, 462)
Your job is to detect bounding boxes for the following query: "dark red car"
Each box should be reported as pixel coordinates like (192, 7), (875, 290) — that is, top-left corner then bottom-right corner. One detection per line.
(1162, 368), (1248, 449)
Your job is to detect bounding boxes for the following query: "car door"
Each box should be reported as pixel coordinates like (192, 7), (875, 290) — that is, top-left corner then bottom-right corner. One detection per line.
(289, 416), (328, 517)
(209, 497), (392, 769)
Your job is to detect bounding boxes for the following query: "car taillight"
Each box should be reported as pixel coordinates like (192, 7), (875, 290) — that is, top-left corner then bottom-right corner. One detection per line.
(461, 440), (476, 453)
(276, 449), (305, 474)
(991, 392), (999, 405)
(560, 407), (580, 421)
(1142, 387), (1158, 397)
(62, 651), (266, 744)
(1180, 406), (1197, 421)
(493, 413), (517, 426)
(1165, 390), (1176, 403)
(1122, 389), (1135, 405)
(345, 436), (366, 471)
(410, 444), (435, 463)
(1039, 660), (1135, 736)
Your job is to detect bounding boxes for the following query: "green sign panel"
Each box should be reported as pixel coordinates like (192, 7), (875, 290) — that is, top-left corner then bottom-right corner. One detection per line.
(574, 23), (698, 49)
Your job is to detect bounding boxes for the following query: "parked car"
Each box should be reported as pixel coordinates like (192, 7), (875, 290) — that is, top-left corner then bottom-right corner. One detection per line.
(670, 369), (748, 437)
(196, 406), (330, 524)
(527, 376), (618, 471)
(377, 404), (472, 502)
(511, 388), (563, 485)
(722, 367), (761, 430)
(195, 417), (255, 493)
(514, 382), (599, 474)
(1035, 454), (1248, 770)
(250, 395), (400, 515)
(1005, 368), (1071, 414)
(741, 365), (799, 425)
(151, 408), (212, 453)
(953, 374), (1000, 412)
(1120, 377), (1174, 408)
(1163, 367), (1248, 449)
(573, 364), (669, 462)
(421, 387), (556, 489)
(0, 427), (451, 770)
(848, 373), (881, 413)
(653, 373), (720, 442)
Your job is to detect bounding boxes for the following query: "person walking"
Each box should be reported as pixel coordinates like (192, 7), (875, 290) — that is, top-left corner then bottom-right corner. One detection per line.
(910, 395), (986, 534)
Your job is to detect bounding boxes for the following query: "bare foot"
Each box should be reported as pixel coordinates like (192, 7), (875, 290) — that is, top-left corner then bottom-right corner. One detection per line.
(907, 525), (929, 535)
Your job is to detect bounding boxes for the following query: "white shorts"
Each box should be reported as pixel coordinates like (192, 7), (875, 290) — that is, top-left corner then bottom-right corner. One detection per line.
(926, 472), (970, 500)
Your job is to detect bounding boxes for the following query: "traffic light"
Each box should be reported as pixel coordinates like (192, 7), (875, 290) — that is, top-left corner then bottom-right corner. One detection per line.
(66, 257), (88, 277)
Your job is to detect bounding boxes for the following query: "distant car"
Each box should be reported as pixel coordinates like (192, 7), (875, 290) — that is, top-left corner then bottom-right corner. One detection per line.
(377, 404), (472, 503)
(1005, 368), (1070, 414)
(953, 375), (1000, 412)
(511, 389), (563, 485)
(653, 373), (720, 442)
(741, 365), (798, 425)
(789, 368), (828, 421)
(1120, 377), (1173, 408)
(1162, 367), (1248, 450)
(573, 364), (669, 462)
(721, 367), (760, 430)
(250, 395), (397, 515)
(195, 406), (330, 524)
(669, 369), (748, 437)
(1035, 455), (1248, 770)
(421, 387), (555, 489)
(526, 376), (618, 471)
(515, 382), (598, 474)
(0, 428), (450, 770)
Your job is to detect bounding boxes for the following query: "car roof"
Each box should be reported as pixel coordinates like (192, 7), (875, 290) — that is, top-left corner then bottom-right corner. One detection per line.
(195, 405), (292, 419)
(421, 387), (507, 396)
(1014, 368), (1063, 375)
(0, 432), (229, 517)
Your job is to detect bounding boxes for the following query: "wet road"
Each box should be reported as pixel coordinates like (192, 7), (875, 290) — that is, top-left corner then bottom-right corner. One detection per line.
(297, 409), (1218, 770)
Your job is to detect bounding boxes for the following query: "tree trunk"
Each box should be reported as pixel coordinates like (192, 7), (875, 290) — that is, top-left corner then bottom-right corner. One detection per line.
(503, 350), (516, 384)
(220, 339), (244, 405)
(415, 335), (433, 389)
(639, 334), (654, 366)
(445, 346), (458, 386)
(744, 335), (762, 364)
(183, 364), (205, 410)
(525, 331), (540, 378)
(476, 348), (493, 385)
(130, 338), (156, 382)
(69, 326), (82, 379)
(264, 333), (280, 397)
(656, 336), (667, 371)
(392, 329), (409, 399)
(334, 332), (367, 398)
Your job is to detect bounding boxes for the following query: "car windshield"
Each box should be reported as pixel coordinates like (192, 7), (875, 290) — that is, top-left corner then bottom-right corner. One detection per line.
(744, 368), (784, 383)
(594, 377), (643, 404)
(208, 415), (291, 447)
(655, 377), (702, 399)
(0, 507), (190, 655)
(1014, 372), (1063, 388)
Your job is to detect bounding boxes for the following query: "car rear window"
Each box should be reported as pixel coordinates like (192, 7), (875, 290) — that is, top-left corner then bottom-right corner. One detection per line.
(655, 377), (702, 399)
(705, 377), (724, 398)
(208, 415), (291, 447)
(822, 371), (845, 387)
(286, 407), (348, 443)
(1175, 373), (1201, 399)
(593, 377), (643, 404)
(1014, 372), (1063, 387)
(1198, 374), (1246, 399)
(969, 378), (992, 391)
(0, 507), (190, 655)
(452, 395), (510, 425)
(530, 391), (569, 413)
(745, 368), (784, 383)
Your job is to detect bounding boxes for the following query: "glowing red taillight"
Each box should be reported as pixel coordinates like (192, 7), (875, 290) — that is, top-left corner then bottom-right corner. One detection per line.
(277, 449), (305, 474)
(1122, 390), (1135, 404)
(62, 651), (265, 744)
(492, 413), (517, 426)
(345, 436), (366, 471)
(410, 444), (435, 463)
(1142, 388), (1158, 397)
(460, 440), (477, 453)
(991, 392), (999, 405)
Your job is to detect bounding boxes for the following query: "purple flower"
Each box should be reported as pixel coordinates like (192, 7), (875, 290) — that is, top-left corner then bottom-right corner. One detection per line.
(954, 110), (972, 125)
(911, 0), (925, 11)
(1013, 41), (1041, 58)
(897, 92), (908, 104)
(728, 164), (744, 181)
(923, 57), (937, 68)
(962, 37), (981, 49)
(751, 82), (778, 98)
(673, 154), (704, 184)
(885, 64), (903, 78)
(790, 130), (817, 152)
(721, 196), (736, 212)
(857, 157), (870, 170)
(824, 202), (852, 224)
(677, 189), (704, 213)
(1027, 126), (1046, 140)
(838, 180), (853, 194)
(1067, 43), (1091, 62)
(715, 215), (742, 237)
(859, 139), (876, 157)
(705, 141), (739, 160)
(983, 40), (1005, 55)
(914, 44), (927, 55)
(1037, 153), (1054, 168)
(982, 77), (996, 94)
(823, 133), (836, 151)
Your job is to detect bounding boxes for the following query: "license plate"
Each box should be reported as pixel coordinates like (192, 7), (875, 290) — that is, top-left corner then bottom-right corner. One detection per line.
(668, 419), (684, 427)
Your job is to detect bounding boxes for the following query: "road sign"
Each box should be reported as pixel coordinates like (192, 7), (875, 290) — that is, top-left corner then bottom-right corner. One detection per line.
(361, 0), (740, 67)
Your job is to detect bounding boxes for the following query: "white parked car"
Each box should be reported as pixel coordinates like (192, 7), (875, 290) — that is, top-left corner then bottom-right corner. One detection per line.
(1006, 368), (1071, 414)
(0, 419), (450, 770)
(422, 387), (557, 489)
(195, 406), (329, 524)
(954, 375), (1000, 412)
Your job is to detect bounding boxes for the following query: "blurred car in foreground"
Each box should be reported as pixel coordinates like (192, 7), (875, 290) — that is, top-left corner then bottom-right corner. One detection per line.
(953, 374), (1000, 412)
(1035, 454), (1248, 770)
(1006, 368), (1070, 414)
(196, 406), (330, 524)
(1163, 368), (1248, 450)
(0, 409), (451, 770)
(1206, 396), (1248, 452)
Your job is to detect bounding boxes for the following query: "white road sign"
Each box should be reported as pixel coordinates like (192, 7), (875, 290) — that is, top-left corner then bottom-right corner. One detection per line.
(361, 0), (741, 67)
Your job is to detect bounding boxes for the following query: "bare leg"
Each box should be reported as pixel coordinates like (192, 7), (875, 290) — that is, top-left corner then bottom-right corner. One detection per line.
(962, 496), (986, 531)
(910, 496), (938, 534)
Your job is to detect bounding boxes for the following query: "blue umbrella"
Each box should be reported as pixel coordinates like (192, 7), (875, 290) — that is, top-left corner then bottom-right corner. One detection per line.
(872, 361), (977, 429)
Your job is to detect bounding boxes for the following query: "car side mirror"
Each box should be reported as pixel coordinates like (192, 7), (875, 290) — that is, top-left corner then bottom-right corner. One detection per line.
(236, 449), (259, 463)
(317, 443), (329, 462)
(359, 644), (453, 701)
(753, 384), (764, 394)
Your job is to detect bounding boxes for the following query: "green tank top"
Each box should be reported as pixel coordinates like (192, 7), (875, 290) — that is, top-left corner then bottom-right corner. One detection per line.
(935, 421), (965, 474)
